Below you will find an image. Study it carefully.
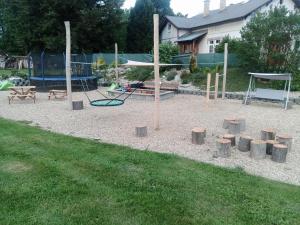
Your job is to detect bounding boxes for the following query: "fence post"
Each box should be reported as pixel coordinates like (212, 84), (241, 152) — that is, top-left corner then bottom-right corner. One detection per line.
(64, 21), (73, 110)
(153, 14), (160, 130)
(222, 43), (228, 99)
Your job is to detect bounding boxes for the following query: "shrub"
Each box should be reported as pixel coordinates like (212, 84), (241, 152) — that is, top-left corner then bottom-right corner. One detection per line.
(166, 69), (178, 81)
(181, 70), (191, 84)
(125, 67), (154, 81)
(189, 54), (198, 73)
(158, 42), (179, 64)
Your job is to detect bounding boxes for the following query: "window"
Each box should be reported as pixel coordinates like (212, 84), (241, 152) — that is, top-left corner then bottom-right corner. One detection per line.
(168, 23), (171, 33)
(208, 39), (221, 53)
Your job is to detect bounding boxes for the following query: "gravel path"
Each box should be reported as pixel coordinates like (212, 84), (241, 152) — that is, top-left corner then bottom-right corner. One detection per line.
(1, 90), (300, 185)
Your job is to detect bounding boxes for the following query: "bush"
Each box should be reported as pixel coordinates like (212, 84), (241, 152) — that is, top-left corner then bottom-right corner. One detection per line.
(166, 69), (177, 81)
(189, 54), (198, 73)
(181, 70), (191, 84)
(158, 42), (179, 64)
(125, 67), (154, 81)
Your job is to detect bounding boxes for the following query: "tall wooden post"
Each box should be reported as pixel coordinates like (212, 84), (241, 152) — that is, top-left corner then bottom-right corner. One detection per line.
(206, 73), (211, 102)
(64, 21), (73, 110)
(115, 43), (119, 84)
(153, 14), (160, 130)
(222, 43), (228, 99)
(215, 73), (219, 100)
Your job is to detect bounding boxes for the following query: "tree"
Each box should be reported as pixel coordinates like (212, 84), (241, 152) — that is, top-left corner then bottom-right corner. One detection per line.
(238, 7), (300, 73)
(126, 0), (174, 53)
(0, 0), (126, 54)
(215, 35), (241, 54)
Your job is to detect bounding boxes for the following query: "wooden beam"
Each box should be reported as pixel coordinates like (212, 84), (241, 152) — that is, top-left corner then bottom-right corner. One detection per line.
(222, 43), (228, 99)
(115, 43), (119, 84)
(153, 14), (160, 130)
(64, 21), (73, 110)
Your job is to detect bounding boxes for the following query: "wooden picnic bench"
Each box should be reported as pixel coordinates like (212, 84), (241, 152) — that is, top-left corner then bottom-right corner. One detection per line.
(143, 81), (179, 92)
(8, 86), (36, 104)
(48, 89), (67, 100)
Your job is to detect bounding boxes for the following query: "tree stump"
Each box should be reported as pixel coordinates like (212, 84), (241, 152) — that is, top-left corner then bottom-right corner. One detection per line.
(216, 139), (231, 158)
(135, 125), (148, 137)
(238, 135), (253, 152)
(250, 140), (266, 160)
(223, 117), (236, 129)
(72, 100), (84, 110)
(272, 144), (288, 163)
(266, 140), (279, 155)
(192, 128), (206, 145)
(261, 128), (276, 141)
(228, 121), (241, 135)
(236, 118), (246, 132)
(276, 134), (293, 152)
(223, 134), (236, 146)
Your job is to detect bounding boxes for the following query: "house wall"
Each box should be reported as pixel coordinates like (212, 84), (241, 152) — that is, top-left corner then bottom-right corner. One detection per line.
(161, 22), (189, 43)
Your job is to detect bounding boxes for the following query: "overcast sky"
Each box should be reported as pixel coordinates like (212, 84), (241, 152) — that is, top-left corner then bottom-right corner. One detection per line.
(123, 0), (246, 17)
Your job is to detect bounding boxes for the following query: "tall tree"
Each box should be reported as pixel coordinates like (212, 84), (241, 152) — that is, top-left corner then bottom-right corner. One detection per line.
(0, 0), (126, 54)
(126, 0), (173, 53)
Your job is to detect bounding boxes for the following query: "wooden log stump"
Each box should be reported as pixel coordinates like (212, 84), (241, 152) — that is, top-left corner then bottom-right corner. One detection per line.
(250, 140), (266, 160)
(272, 144), (288, 163)
(135, 125), (148, 137)
(228, 121), (241, 135)
(216, 139), (231, 158)
(238, 135), (253, 152)
(236, 118), (246, 132)
(266, 140), (279, 155)
(276, 134), (293, 152)
(192, 128), (206, 145)
(223, 134), (236, 146)
(261, 128), (276, 141)
(72, 100), (84, 110)
(222, 117), (236, 129)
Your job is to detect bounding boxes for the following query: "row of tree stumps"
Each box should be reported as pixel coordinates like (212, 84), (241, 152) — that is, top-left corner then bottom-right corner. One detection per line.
(191, 117), (293, 163)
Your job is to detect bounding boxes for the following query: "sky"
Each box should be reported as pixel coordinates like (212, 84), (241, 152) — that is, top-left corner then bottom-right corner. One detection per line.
(122, 0), (245, 17)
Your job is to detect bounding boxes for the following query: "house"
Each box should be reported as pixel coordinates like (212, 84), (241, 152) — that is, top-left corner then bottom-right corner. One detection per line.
(160, 0), (300, 54)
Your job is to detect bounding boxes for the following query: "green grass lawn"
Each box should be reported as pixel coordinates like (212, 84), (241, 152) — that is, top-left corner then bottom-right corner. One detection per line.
(0, 118), (300, 225)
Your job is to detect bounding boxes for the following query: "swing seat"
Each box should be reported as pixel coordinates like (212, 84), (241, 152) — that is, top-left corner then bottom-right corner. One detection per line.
(90, 99), (124, 107)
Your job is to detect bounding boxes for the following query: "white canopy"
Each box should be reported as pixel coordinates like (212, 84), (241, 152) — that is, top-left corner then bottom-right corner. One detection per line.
(249, 72), (292, 81)
(121, 60), (181, 67)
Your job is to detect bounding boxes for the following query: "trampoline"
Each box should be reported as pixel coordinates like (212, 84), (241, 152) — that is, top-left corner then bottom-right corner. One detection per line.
(29, 52), (98, 90)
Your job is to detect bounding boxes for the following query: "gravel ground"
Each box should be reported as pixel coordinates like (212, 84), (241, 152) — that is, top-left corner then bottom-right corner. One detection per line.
(1, 90), (300, 185)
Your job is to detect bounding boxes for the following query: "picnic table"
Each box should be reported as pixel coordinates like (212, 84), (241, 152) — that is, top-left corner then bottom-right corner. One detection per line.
(48, 89), (67, 100)
(8, 86), (36, 104)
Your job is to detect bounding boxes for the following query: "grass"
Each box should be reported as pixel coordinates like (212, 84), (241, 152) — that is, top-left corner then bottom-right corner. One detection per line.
(0, 118), (300, 225)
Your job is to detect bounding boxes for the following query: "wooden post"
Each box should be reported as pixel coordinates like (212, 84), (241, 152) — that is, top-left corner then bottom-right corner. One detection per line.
(250, 140), (266, 160)
(266, 140), (279, 155)
(115, 43), (119, 84)
(228, 121), (241, 135)
(64, 21), (73, 110)
(192, 128), (206, 145)
(206, 73), (211, 102)
(238, 135), (253, 152)
(216, 139), (231, 158)
(223, 134), (236, 146)
(153, 14), (160, 130)
(272, 144), (288, 163)
(136, 125), (148, 137)
(276, 134), (293, 152)
(222, 117), (236, 129)
(261, 128), (276, 141)
(222, 43), (228, 99)
(214, 73), (219, 100)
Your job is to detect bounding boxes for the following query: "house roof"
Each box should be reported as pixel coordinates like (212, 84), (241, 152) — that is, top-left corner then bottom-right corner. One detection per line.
(177, 30), (207, 42)
(165, 0), (299, 30)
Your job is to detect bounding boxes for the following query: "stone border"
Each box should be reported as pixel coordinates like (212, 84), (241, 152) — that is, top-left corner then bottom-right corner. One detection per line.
(178, 89), (300, 105)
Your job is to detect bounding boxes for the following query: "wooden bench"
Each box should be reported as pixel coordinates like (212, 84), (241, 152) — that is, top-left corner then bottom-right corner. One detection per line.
(143, 81), (179, 92)
(8, 92), (36, 104)
(48, 90), (67, 100)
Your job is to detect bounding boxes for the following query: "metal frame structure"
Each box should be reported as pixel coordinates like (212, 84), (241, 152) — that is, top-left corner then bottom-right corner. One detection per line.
(244, 72), (292, 110)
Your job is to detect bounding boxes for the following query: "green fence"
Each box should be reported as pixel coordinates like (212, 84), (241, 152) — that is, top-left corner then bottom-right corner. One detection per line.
(93, 53), (152, 65)
(172, 53), (239, 68)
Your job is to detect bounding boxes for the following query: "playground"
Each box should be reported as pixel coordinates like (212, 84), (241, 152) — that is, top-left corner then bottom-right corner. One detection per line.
(0, 90), (299, 185)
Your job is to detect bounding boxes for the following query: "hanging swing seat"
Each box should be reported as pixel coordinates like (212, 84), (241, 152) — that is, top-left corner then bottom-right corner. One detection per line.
(90, 99), (124, 107)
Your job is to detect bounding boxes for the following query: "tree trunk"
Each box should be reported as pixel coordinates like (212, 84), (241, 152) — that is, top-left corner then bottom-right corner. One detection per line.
(261, 128), (276, 141)
(250, 140), (266, 160)
(228, 121), (241, 135)
(238, 135), (253, 152)
(216, 139), (231, 158)
(236, 118), (246, 132)
(223, 117), (236, 129)
(266, 140), (279, 155)
(72, 100), (83, 110)
(272, 144), (288, 163)
(135, 125), (148, 137)
(192, 128), (206, 145)
(276, 134), (293, 152)
(223, 134), (236, 146)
